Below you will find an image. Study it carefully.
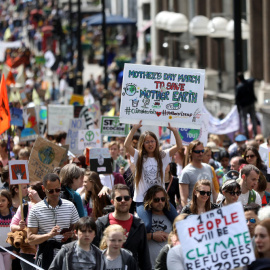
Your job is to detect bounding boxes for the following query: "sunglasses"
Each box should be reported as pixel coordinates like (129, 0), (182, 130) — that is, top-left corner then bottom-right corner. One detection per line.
(246, 218), (256, 224)
(115, 196), (131, 202)
(246, 154), (255, 159)
(196, 190), (211, 196)
(227, 191), (241, 196)
(193, 149), (205, 154)
(153, 197), (166, 203)
(46, 188), (61, 194)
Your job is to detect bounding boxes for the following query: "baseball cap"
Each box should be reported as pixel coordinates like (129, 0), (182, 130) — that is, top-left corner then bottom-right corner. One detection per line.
(235, 134), (247, 142)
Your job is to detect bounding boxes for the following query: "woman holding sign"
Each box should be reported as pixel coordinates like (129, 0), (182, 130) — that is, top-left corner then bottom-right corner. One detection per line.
(181, 179), (218, 214)
(124, 120), (182, 232)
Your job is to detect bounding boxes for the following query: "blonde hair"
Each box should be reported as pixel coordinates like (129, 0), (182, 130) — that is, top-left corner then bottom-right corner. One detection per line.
(99, 224), (125, 250)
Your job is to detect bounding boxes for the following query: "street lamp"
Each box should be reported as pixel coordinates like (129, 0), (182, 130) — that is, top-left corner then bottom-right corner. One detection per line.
(208, 17), (228, 92)
(189, 15), (209, 69)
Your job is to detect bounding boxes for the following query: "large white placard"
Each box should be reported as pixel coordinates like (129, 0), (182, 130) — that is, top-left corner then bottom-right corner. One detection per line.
(176, 202), (255, 270)
(9, 160), (29, 185)
(120, 64), (205, 128)
(78, 129), (101, 150)
(48, 105), (74, 135)
(66, 118), (86, 155)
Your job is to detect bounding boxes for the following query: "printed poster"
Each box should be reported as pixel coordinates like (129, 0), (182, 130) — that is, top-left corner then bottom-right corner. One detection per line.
(48, 104), (74, 135)
(10, 107), (23, 127)
(100, 116), (130, 137)
(170, 113), (209, 146)
(89, 148), (112, 174)
(20, 107), (39, 141)
(66, 118), (86, 155)
(176, 202), (255, 270)
(28, 137), (67, 182)
(120, 64), (205, 128)
(9, 160), (29, 185)
(78, 129), (101, 150)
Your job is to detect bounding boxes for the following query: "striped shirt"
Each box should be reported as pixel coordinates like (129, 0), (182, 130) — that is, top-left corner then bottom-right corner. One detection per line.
(28, 198), (79, 242)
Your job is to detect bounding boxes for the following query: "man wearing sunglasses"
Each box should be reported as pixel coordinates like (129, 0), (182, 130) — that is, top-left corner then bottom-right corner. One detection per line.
(143, 185), (173, 269)
(244, 204), (260, 243)
(94, 184), (151, 270)
(179, 140), (218, 207)
(27, 173), (80, 269)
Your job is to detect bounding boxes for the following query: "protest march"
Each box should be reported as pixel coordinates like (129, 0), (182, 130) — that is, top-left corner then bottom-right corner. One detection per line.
(1, 51), (270, 270)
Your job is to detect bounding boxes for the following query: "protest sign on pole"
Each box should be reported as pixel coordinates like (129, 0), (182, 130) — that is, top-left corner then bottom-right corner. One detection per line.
(88, 148), (112, 174)
(70, 94), (84, 106)
(78, 129), (101, 150)
(170, 113), (209, 146)
(66, 118), (86, 155)
(120, 64), (205, 128)
(48, 105), (74, 135)
(100, 116), (130, 137)
(176, 202), (255, 270)
(9, 160), (29, 185)
(28, 137), (66, 182)
(20, 107), (39, 141)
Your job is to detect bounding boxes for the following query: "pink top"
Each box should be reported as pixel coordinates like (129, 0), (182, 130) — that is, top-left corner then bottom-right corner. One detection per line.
(10, 202), (34, 227)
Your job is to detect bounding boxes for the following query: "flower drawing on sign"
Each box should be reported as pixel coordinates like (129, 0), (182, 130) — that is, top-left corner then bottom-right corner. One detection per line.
(38, 147), (55, 164)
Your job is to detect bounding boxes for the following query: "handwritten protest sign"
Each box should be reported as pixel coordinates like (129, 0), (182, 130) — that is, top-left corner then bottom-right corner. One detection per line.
(89, 148), (112, 174)
(170, 113), (209, 146)
(48, 105), (74, 135)
(176, 202), (255, 270)
(9, 160), (29, 185)
(120, 64), (205, 128)
(78, 129), (101, 150)
(66, 118), (86, 155)
(75, 101), (101, 129)
(100, 116), (130, 137)
(70, 94), (84, 106)
(28, 137), (66, 182)
(35, 105), (47, 135)
(20, 107), (39, 141)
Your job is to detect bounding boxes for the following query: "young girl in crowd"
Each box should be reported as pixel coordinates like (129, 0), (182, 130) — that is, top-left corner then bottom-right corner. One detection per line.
(0, 190), (14, 270)
(81, 170), (110, 219)
(100, 224), (138, 270)
(124, 121), (182, 232)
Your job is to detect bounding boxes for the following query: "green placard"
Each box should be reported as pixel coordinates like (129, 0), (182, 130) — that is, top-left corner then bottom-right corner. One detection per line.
(100, 116), (130, 137)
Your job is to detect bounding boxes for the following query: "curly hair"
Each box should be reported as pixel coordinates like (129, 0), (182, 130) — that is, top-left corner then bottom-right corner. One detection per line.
(143, 185), (170, 211)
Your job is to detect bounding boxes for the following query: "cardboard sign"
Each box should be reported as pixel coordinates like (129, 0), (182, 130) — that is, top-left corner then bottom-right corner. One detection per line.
(9, 160), (29, 184)
(120, 64), (205, 128)
(76, 101), (101, 129)
(28, 137), (66, 182)
(170, 113), (209, 146)
(66, 118), (86, 155)
(70, 94), (84, 106)
(100, 116), (130, 137)
(10, 107), (23, 127)
(78, 129), (101, 150)
(89, 148), (112, 174)
(20, 107), (39, 141)
(48, 105), (74, 135)
(176, 202), (255, 270)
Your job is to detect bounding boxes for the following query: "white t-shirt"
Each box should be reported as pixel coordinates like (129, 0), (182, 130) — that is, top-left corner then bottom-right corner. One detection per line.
(99, 174), (115, 189)
(132, 149), (171, 202)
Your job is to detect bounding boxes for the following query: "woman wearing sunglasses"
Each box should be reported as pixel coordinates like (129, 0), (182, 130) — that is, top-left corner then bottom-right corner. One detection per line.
(244, 146), (267, 179)
(218, 180), (241, 207)
(181, 179), (218, 214)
